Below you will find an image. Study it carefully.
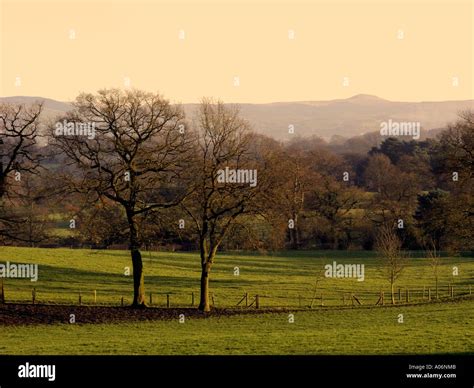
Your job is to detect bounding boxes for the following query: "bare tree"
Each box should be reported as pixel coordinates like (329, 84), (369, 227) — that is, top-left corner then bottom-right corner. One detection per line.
(183, 99), (271, 311)
(424, 238), (441, 299)
(0, 102), (44, 241)
(437, 110), (474, 178)
(277, 149), (309, 250)
(0, 102), (43, 198)
(49, 89), (193, 307)
(436, 111), (474, 240)
(375, 223), (405, 304)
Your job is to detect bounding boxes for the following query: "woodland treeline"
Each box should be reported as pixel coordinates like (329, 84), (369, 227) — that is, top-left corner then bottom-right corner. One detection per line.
(0, 89), (472, 308)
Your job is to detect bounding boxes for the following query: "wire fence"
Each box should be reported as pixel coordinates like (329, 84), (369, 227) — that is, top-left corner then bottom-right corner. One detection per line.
(1, 279), (472, 309)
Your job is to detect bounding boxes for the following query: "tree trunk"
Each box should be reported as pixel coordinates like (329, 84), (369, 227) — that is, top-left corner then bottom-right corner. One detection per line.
(290, 213), (299, 250)
(0, 176), (5, 200)
(199, 261), (212, 312)
(391, 282), (395, 304)
(127, 209), (146, 308)
(131, 248), (146, 307)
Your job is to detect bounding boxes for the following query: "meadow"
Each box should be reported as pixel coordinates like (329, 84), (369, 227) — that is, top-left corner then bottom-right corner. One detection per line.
(0, 247), (472, 355)
(0, 299), (472, 355)
(0, 247), (472, 307)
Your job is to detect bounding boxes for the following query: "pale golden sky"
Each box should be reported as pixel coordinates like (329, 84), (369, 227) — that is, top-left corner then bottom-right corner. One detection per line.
(1, 0), (472, 103)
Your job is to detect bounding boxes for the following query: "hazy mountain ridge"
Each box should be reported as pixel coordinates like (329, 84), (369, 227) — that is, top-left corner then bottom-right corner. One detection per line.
(1, 94), (472, 141)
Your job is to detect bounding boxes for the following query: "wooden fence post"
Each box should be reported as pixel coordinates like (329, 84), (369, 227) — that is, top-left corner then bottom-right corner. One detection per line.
(211, 293), (215, 307)
(237, 293), (246, 307)
(405, 288), (409, 303)
(398, 288), (401, 302)
(245, 292), (248, 307)
(428, 288), (431, 301)
(352, 294), (362, 305)
(255, 294), (260, 309)
(381, 290), (384, 306)
(166, 294), (170, 308)
(298, 295), (302, 308)
(121, 296), (124, 307)
(351, 293), (354, 307)
(451, 285), (454, 298)
(470, 285), (472, 295)
(94, 290), (97, 304)
(423, 286), (425, 300)
(149, 293), (153, 305)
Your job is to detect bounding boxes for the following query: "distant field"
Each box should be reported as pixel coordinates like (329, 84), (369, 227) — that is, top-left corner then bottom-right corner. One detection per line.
(0, 300), (472, 355)
(0, 247), (472, 307)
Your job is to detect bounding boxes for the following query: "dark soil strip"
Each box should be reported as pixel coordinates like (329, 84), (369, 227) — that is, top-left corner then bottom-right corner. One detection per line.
(0, 303), (291, 326)
(1, 296), (471, 326)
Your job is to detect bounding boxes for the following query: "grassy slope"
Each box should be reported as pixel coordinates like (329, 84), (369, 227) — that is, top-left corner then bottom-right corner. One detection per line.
(0, 300), (472, 355)
(0, 247), (472, 307)
(0, 247), (472, 355)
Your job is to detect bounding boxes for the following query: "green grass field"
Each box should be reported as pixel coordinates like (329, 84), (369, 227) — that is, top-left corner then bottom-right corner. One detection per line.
(0, 247), (472, 307)
(0, 247), (472, 355)
(1, 300), (472, 355)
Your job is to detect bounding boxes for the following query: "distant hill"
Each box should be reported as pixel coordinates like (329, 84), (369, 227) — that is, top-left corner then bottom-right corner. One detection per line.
(0, 96), (72, 117)
(1, 94), (472, 141)
(239, 94), (472, 140)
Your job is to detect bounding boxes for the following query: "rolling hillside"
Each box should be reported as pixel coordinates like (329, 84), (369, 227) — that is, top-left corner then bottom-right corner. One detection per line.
(1, 94), (472, 140)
